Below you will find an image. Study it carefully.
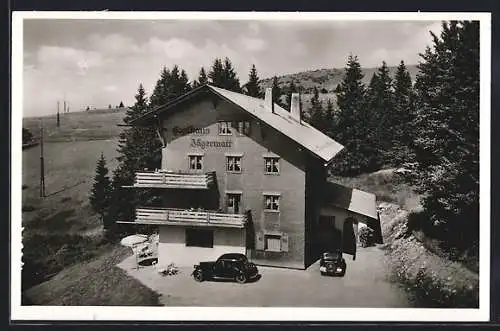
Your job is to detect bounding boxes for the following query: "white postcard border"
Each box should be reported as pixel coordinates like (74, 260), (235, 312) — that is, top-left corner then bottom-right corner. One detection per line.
(11, 11), (492, 322)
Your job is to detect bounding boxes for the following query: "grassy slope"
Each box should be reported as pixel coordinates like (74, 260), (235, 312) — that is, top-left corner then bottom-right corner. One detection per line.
(22, 139), (120, 234)
(23, 110), (126, 143)
(24, 245), (161, 306)
(21, 110), (159, 305)
(333, 169), (479, 308)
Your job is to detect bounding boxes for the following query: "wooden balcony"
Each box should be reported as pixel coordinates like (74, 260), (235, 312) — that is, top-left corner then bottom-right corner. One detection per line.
(119, 207), (247, 228)
(128, 170), (216, 189)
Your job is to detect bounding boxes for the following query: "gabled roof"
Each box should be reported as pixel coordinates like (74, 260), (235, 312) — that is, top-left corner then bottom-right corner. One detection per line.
(132, 84), (344, 162)
(323, 181), (378, 219)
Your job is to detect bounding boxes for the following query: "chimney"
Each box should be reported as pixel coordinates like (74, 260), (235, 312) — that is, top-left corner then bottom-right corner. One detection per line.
(290, 93), (301, 123)
(264, 88), (274, 113)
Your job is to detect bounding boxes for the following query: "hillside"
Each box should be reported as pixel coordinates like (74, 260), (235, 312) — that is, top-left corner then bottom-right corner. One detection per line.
(259, 65), (419, 109)
(260, 65), (419, 93)
(23, 109), (127, 143)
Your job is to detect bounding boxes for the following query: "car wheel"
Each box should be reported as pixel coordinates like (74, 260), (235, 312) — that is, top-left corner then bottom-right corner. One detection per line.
(193, 270), (204, 282)
(236, 273), (247, 284)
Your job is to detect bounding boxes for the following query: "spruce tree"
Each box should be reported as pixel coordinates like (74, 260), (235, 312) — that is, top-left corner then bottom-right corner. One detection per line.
(324, 98), (337, 138)
(333, 54), (371, 175)
(208, 58), (224, 87)
(119, 101), (124, 108)
(391, 60), (416, 165)
(308, 86), (326, 132)
(222, 57), (241, 92)
(245, 64), (262, 98)
(150, 65), (192, 108)
(109, 84), (161, 227)
(285, 81), (298, 110)
(271, 76), (284, 107)
(408, 21), (479, 250)
(364, 61), (395, 168)
(208, 57), (241, 92)
(193, 67), (208, 88)
(90, 152), (113, 229)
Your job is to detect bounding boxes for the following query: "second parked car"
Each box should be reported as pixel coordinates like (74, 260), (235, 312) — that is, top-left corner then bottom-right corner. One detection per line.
(319, 250), (347, 277)
(192, 253), (260, 284)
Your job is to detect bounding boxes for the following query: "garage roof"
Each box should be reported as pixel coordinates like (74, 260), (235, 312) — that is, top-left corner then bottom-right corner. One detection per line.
(323, 181), (378, 219)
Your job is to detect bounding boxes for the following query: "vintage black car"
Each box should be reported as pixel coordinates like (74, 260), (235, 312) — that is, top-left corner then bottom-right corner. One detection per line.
(192, 253), (259, 284)
(319, 251), (347, 277)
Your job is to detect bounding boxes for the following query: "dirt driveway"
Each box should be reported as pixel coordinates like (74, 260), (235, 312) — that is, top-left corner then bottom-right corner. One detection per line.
(117, 245), (410, 307)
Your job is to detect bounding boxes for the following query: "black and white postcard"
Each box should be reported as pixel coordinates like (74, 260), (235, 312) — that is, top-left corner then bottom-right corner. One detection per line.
(11, 11), (491, 322)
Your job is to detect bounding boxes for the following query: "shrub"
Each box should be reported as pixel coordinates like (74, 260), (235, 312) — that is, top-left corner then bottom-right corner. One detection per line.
(358, 226), (375, 247)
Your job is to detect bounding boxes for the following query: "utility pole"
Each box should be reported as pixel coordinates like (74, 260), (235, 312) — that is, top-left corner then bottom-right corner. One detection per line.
(39, 120), (46, 197)
(57, 101), (60, 127)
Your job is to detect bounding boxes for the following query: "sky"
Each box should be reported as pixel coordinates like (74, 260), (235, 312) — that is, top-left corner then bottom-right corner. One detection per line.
(22, 19), (442, 117)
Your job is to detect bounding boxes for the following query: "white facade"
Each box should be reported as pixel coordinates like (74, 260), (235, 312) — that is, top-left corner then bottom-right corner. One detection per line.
(158, 225), (246, 267)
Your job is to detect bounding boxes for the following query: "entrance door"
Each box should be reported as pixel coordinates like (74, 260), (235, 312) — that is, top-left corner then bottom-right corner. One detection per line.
(227, 193), (241, 214)
(318, 216), (340, 252)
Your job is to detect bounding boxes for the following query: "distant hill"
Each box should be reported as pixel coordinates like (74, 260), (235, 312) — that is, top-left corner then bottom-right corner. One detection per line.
(260, 65), (419, 93)
(259, 65), (419, 110)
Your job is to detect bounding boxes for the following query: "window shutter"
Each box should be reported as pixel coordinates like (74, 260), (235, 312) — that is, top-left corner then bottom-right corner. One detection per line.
(280, 232), (289, 252)
(256, 231), (265, 250)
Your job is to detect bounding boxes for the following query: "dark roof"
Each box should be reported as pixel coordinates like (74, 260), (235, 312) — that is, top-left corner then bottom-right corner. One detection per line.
(323, 181), (378, 219)
(130, 84), (344, 162)
(219, 253), (247, 261)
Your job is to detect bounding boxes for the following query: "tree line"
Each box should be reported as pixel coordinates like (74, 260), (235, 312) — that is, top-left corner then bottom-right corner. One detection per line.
(91, 21), (479, 252)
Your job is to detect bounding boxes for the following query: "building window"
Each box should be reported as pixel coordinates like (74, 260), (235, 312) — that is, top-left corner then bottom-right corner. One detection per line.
(233, 121), (251, 135)
(185, 228), (214, 248)
(264, 234), (281, 252)
(264, 194), (280, 211)
(226, 156), (242, 172)
(264, 157), (280, 174)
(226, 193), (241, 214)
(218, 121), (232, 135)
(188, 155), (203, 170)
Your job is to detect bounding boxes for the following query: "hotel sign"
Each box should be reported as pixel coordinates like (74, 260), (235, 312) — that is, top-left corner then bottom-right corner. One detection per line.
(172, 126), (232, 150)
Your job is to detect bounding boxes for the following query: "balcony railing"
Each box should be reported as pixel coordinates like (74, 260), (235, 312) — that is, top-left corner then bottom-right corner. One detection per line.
(130, 170), (216, 189)
(130, 207), (247, 228)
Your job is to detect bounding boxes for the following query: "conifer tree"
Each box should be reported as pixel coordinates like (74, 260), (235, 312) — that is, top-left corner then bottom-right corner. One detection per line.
(408, 21), (479, 250)
(324, 98), (337, 137)
(208, 58), (224, 87)
(222, 57), (241, 92)
(109, 84), (161, 227)
(149, 65), (191, 108)
(193, 67), (208, 88)
(285, 81), (298, 110)
(271, 76), (284, 107)
(208, 57), (241, 92)
(364, 61), (395, 168)
(245, 64), (262, 98)
(119, 101), (124, 108)
(333, 54), (371, 175)
(308, 86), (326, 132)
(89, 152), (113, 229)
(391, 60), (416, 165)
